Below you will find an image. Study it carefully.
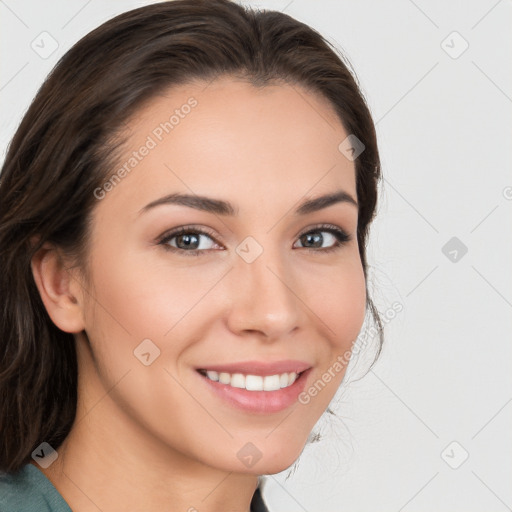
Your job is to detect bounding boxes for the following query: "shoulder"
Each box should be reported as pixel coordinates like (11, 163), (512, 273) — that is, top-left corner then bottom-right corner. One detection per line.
(0, 464), (71, 512)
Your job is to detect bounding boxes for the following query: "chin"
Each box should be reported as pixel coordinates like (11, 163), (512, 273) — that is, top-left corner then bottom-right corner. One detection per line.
(240, 440), (307, 475)
(255, 458), (300, 476)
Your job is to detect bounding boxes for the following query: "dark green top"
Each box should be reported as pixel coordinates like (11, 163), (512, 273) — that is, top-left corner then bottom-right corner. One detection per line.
(0, 464), (270, 511)
(0, 464), (71, 511)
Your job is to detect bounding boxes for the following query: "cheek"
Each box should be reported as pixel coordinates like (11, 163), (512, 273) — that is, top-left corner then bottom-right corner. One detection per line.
(296, 258), (366, 416)
(82, 241), (223, 379)
(85, 238), (367, 360)
(311, 256), (367, 349)
(84, 243), (186, 337)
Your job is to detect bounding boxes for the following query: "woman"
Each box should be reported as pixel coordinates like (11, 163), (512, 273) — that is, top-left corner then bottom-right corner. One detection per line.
(0, 0), (383, 510)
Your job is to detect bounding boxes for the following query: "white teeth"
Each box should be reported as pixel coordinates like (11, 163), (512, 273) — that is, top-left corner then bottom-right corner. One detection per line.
(245, 375), (263, 391)
(218, 372), (231, 385)
(230, 373), (245, 389)
(202, 370), (299, 391)
(263, 375), (281, 391)
(206, 370), (219, 381)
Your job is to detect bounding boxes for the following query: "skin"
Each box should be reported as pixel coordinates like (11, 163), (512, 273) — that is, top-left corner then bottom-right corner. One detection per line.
(30, 77), (367, 512)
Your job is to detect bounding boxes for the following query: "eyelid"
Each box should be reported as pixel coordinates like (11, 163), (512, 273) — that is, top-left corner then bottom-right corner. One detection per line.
(295, 223), (349, 239)
(156, 224), (221, 250)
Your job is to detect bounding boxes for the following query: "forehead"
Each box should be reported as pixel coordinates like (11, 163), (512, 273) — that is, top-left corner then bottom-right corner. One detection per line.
(100, 77), (356, 218)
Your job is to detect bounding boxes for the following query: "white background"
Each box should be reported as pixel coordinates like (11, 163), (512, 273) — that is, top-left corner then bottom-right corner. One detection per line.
(1, 1), (511, 511)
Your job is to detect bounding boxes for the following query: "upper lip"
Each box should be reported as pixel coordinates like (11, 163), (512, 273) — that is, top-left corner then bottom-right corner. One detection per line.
(196, 360), (311, 376)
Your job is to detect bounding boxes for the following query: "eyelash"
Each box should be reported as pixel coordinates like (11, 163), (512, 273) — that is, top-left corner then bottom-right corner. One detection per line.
(156, 223), (352, 257)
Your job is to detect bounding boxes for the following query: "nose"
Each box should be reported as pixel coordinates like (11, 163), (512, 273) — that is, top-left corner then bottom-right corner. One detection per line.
(225, 247), (302, 341)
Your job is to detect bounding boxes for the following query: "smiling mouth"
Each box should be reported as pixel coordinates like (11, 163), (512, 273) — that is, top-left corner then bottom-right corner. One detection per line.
(196, 369), (306, 391)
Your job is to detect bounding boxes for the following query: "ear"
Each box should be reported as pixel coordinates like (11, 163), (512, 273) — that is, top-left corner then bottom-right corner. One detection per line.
(31, 241), (86, 333)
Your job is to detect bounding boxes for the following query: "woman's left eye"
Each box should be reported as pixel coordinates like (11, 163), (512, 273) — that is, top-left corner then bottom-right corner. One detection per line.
(157, 224), (351, 256)
(293, 226), (351, 252)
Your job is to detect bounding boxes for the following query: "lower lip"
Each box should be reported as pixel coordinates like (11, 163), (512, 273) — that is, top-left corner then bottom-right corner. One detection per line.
(197, 369), (312, 414)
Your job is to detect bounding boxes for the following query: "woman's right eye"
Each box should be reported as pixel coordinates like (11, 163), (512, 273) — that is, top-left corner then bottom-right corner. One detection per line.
(158, 226), (222, 256)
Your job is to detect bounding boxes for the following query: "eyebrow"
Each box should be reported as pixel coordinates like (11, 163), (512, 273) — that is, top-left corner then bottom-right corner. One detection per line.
(138, 190), (358, 217)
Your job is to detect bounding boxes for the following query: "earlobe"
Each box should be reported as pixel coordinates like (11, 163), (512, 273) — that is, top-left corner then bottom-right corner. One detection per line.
(31, 242), (85, 333)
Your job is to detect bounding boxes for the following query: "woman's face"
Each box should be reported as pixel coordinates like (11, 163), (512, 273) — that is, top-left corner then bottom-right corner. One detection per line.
(77, 77), (366, 474)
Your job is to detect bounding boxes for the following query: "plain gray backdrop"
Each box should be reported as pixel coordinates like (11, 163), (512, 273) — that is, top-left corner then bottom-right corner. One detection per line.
(1, 1), (511, 511)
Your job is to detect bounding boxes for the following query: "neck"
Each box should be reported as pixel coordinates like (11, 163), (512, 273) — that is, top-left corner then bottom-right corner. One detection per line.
(34, 336), (260, 512)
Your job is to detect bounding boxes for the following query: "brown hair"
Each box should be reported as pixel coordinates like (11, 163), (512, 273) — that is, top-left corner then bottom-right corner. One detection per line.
(0, 0), (383, 473)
